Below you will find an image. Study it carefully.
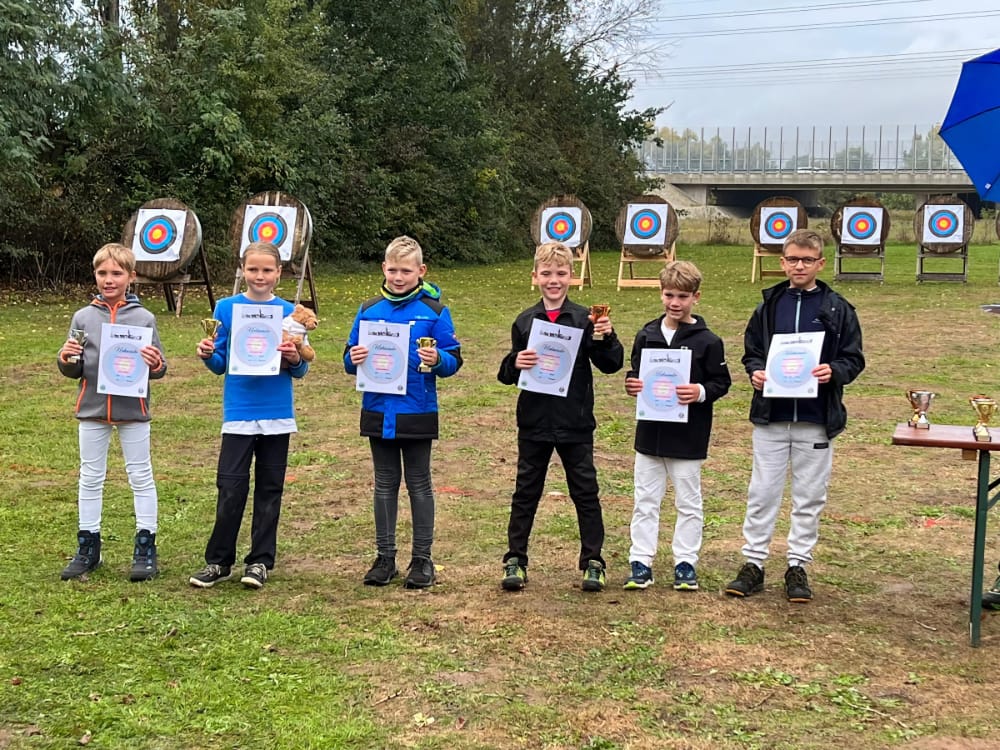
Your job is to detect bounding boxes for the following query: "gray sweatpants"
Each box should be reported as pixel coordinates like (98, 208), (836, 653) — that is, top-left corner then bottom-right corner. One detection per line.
(741, 422), (833, 568)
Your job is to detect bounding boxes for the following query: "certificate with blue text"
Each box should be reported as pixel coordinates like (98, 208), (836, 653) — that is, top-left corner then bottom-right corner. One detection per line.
(357, 320), (411, 395)
(518, 319), (582, 397)
(96, 323), (152, 398)
(636, 348), (692, 423)
(229, 303), (283, 376)
(764, 332), (825, 398)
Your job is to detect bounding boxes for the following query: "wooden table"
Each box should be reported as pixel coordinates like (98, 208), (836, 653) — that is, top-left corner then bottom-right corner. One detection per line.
(892, 423), (1000, 646)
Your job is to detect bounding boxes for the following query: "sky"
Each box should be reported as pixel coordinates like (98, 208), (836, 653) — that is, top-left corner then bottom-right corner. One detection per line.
(625, 0), (1000, 131)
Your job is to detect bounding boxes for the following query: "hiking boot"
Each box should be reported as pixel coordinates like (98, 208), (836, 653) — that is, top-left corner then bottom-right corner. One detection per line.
(241, 563), (268, 589)
(784, 565), (812, 602)
(129, 529), (158, 582)
(984, 565), (1000, 611)
(501, 558), (527, 591)
(673, 561), (699, 591)
(581, 560), (606, 592)
(725, 562), (764, 597)
(61, 530), (102, 580)
(403, 557), (436, 589)
(363, 555), (399, 586)
(623, 560), (654, 590)
(188, 564), (232, 588)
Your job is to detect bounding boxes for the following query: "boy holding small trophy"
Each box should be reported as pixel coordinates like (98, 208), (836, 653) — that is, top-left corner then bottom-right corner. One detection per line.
(344, 236), (463, 589)
(497, 241), (624, 592)
(57, 243), (167, 581)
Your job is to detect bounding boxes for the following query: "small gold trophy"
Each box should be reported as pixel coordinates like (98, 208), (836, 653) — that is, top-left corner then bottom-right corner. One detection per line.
(200, 318), (221, 339)
(67, 328), (87, 363)
(970, 395), (997, 442)
(417, 337), (437, 373)
(906, 389), (935, 429)
(590, 304), (611, 340)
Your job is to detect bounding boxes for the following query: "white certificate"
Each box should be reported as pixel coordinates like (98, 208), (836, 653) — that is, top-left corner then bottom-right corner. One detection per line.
(764, 332), (825, 399)
(96, 324), (152, 398)
(518, 319), (582, 397)
(636, 348), (692, 423)
(357, 320), (410, 395)
(229, 303), (283, 376)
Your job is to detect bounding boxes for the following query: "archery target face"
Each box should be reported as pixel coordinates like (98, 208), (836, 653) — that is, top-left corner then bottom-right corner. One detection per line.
(759, 206), (798, 244)
(624, 203), (668, 246)
(240, 204), (298, 261)
(131, 208), (186, 262)
(922, 205), (965, 244)
(540, 206), (584, 247)
(841, 206), (883, 246)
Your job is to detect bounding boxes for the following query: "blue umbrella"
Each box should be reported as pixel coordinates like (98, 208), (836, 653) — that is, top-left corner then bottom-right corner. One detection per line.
(940, 48), (1000, 202)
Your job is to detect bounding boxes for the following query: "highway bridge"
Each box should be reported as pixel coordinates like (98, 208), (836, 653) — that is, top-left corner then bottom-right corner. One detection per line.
(638, 125), (978, 211)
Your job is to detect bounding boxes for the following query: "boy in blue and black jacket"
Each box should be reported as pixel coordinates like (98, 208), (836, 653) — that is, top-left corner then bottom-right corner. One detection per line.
(344, 236), (462, 589)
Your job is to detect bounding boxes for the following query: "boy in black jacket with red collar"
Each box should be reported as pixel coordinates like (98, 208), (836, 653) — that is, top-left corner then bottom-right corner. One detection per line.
(497, 242), (624, 592)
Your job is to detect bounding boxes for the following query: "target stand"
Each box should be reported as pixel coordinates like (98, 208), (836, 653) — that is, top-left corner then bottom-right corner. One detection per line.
(914, 195), (974, 283)
(614, 196), (677, 290)
(529, 196), (593, 289)
(122, 198), (214, 317)
(831, 198), (890, 283)
(229, 191), (317, 312)
(750, 197), (807, 282)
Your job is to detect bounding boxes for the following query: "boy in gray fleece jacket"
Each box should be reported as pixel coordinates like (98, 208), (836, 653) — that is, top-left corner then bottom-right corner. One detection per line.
(57, 243), (167, 581)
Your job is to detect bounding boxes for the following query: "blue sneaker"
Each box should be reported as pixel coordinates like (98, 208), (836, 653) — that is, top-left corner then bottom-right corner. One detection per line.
(623, 561), (654, 590)
(673, 561), (699, 591)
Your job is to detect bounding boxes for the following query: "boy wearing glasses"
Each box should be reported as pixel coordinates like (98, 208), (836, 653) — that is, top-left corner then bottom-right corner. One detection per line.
(725, 229), (865, 602)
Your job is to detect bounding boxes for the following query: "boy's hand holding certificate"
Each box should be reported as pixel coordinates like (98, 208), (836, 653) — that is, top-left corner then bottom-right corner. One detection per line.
(763, 332), (825, 398)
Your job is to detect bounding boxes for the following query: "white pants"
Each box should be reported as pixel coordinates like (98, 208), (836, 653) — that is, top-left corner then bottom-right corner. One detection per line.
(742, 422), (832, 568)
(78, 421), (158, 533)
(629, 452), (704, 567)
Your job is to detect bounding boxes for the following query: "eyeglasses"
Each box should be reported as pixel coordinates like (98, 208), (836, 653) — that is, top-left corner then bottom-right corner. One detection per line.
(782, 256), (822, 267)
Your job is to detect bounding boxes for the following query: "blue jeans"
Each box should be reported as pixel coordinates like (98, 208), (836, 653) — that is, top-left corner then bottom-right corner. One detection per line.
(369, 437), (435, 559)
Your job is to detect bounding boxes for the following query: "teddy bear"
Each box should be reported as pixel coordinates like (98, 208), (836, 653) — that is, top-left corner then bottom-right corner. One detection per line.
(281, 303), (318, 362)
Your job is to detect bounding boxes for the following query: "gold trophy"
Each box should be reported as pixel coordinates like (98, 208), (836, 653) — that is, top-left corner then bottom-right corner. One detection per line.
(970, 395), (997, 442)
(417, 337), (437, 373)
(590, 304), (611, 340)
(906, 389), (935, 429)
(67, 328), (87, 363)
(200, 318), (221, 339)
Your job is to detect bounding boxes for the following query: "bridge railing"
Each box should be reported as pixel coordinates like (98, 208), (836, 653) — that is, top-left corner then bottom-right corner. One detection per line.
(639, 125), (966, 175)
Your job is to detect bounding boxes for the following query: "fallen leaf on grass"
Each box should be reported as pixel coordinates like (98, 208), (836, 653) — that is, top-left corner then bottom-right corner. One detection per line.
(79, 731), (92, 745)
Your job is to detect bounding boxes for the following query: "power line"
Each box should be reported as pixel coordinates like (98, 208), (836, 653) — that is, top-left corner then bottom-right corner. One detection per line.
(637, 10), (1000, 39)
(656, 0), (932, 23)
(629, 67), (957, 89)
(627, 48), (985, 79)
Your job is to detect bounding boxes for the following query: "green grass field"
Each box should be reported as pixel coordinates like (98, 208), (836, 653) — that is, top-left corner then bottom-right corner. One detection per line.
(3, 243), (1000, 749)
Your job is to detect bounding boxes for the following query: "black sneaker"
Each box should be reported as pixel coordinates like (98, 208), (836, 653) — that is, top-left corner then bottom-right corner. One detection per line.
(363, 555), (399, 586)
(725, 562), (764, 597)
(404, 557), (435, 589)
(984, 564), (1000, 610)
(581, 560), (606, 592)
(784, 565), (813, 603)
(61, 530), (102, 580)
(189, 564), (232, 588)
(241, 563), (268, 589)
(501, 558), (527, 591)
(129, 529), (159, 582)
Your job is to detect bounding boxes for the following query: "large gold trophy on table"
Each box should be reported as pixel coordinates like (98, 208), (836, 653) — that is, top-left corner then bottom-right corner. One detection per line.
(970, 395), (997, 442)
(906, 389), (935, 429)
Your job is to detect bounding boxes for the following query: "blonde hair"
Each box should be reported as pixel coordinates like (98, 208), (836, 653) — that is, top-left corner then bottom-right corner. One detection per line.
(659, 260), (702, 293)
(92, 243), (136, 274)
(241, 241), (282, 267)
(783, 229), (824, 256)
(534, 241), (574, 269)
(385, 235), (423, 265)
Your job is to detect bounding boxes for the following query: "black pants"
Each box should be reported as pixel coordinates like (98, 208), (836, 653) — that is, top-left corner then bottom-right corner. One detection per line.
(504, 439), (605, 571)
(204, 432), (289, 569)
(369, 437), (435, 559)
